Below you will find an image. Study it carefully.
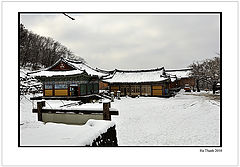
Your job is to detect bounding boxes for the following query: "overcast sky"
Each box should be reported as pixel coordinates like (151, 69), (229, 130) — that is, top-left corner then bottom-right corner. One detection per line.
(20, 13), (220, 70)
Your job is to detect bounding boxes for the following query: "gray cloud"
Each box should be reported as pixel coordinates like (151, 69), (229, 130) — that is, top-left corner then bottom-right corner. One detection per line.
(21, 14), (220, 70)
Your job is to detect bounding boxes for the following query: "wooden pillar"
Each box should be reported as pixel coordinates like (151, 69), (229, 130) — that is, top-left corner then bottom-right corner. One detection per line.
(140, 84), (142, 96)
(43, 83), (45, 96)
(151, 84), (153, 96)
(103, 102), (111, 120)
(52, 83), (55, 96)
(98, 80), (100, 94)
(92, 83), (94, 94)
(84, 84), (87, 95)
(162, 84), (165, 96)
(67, 84), (70, 96)
(86, 84), (88, 95)
(168, 82), (170, 95)
(78, 84), (81, 96)
(118, 85), (120, 96)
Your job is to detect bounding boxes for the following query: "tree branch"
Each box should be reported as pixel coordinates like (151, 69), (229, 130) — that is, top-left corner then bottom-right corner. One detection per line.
(63, 13), (75, 20)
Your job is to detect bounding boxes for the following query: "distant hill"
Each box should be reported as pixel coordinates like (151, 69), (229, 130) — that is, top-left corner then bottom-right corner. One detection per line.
(20, 23), (85, 70)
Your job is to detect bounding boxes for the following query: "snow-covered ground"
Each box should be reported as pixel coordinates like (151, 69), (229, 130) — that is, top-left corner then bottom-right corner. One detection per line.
(20, 95), (115, 146)
(21, 119), (115, 146)
(111, 90), (220, 146)
(20, 90), (220, 146)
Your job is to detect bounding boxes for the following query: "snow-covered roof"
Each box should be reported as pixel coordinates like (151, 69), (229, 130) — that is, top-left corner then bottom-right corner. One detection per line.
(29, 69), (84, 77)
(65, 59), (107, 77)
(170, 77), (177, 82)
(20, 69), (31, 78)
(103, 68), (169, 84)
(165, 69), (192, 79)
(29, 58), (108, 78)
(95, 68), (115, 75)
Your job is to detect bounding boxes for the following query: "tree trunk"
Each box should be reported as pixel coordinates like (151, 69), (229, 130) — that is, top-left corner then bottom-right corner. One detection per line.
(213, 82), (216, 94)
(196, 79), (200, 92)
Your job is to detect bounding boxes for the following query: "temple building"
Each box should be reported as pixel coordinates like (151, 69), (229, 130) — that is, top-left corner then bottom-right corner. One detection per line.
(28, 57), (194, 98)
(29, 57), (108, 97)
(102, 68), (171, 97)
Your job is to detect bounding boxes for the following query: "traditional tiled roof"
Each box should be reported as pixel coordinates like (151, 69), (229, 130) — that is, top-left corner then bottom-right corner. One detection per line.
(65, 59), (108, 77)
(29, 57), (108, 78)
(165, 69), (192, 79)
(95, 68), (115, 75)
(103, 67), (169, 84)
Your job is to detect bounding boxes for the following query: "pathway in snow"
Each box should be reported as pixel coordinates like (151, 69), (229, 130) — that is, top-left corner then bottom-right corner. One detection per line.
(111, 91), (220, 146)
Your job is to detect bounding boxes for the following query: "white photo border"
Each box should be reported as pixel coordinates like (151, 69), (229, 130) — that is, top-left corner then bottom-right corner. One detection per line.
(1, 1), (239, 166)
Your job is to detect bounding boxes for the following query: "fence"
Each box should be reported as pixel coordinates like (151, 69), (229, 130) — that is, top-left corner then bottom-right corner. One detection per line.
(32, 101), (118, 125)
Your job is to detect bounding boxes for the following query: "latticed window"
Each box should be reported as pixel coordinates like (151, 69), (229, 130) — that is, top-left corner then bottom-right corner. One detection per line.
(111, 86), (119, 93)
(119, 85), (130, 96)
(80, 84), (87, 95)
(45, 84), (52, 89)
(55, 83), (67, 89)
(87, 84), (93, 94)
(141, 85), (151, 95)
(93, 83), (99, 93)
(120, 86), (125, 95)
(130, 85), (140, 95)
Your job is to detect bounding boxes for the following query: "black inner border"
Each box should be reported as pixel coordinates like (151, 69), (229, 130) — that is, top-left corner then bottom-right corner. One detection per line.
(18, 12), (222, 147)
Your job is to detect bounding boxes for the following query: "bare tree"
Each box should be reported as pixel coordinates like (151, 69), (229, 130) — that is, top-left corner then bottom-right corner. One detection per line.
(189, 56), (220, 92)
(19, 23), (85, 70)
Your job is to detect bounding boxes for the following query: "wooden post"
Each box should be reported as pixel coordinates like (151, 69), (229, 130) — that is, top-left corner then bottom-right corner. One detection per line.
(37, 101), (43, 121)
(103, 102), (111, 120)
(42, 101), (45, 107)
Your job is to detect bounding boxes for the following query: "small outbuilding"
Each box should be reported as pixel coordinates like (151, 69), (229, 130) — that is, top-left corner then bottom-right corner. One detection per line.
(165, 69), (195, 90)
